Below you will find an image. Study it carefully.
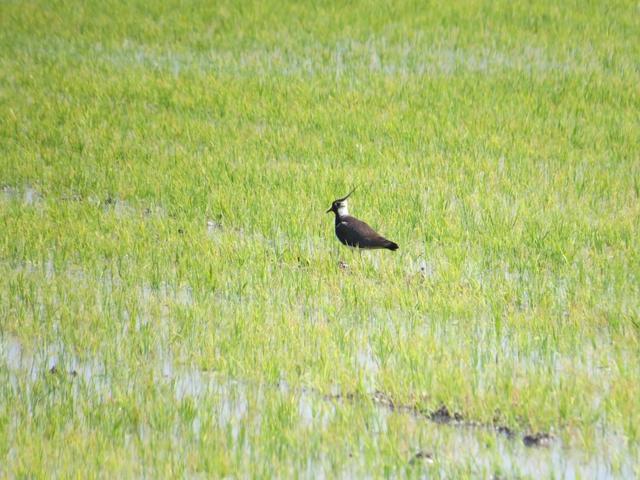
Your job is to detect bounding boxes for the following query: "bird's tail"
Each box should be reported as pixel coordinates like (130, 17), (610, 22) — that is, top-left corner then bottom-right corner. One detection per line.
(385, 240), (399, 251)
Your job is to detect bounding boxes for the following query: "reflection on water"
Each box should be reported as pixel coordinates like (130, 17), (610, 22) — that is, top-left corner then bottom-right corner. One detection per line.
(1, 335), (637, 478)
(1, 185), (43, 205)
(356, 345), (379, 393)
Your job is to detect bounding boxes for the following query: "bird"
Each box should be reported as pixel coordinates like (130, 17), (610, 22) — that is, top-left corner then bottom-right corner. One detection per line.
(326, 188), (399, 251)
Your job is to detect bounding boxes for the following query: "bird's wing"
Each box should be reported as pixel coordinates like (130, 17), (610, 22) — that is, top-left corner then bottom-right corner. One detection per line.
(337, 216), (388, 248)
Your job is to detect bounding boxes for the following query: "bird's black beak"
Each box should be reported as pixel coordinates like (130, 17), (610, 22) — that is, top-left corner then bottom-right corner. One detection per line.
(325, 207), (332, 213)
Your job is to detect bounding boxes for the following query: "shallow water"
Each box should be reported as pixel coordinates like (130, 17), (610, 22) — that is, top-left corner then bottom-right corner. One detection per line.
(2, 335), (637, 478)
(1, 185), (43, 205)
(0, 206), (637, 476)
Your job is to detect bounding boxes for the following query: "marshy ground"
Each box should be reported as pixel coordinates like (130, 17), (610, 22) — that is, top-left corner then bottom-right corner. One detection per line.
(1, 0), (639, 477)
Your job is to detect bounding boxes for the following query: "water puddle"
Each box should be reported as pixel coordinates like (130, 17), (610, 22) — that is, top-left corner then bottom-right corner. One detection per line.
(100, 195), (166, 219)
(0, 185), (169, 221)
(87, 37), (599, 79)
(1, 185), (43, 205)
(206, 219), (223, 237)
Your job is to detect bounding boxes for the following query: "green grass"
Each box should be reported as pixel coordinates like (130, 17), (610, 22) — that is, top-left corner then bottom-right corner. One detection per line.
(1, 0), (639, 477)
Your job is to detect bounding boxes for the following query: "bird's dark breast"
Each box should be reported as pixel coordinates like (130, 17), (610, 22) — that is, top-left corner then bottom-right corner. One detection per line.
(336, 230), (357, 247)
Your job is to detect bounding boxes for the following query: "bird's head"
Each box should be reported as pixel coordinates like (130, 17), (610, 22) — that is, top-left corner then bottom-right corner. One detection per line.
(326, 188), (356, 216)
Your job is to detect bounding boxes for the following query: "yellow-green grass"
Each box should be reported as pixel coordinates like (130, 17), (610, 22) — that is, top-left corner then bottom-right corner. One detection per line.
(1, 0), (639, 477)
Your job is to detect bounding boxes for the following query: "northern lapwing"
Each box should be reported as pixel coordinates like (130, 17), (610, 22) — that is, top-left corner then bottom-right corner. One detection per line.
(326, 189), (399, 251)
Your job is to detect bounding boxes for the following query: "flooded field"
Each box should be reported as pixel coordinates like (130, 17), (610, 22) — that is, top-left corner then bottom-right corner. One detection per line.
(1, 0), (639, 477)
(2, 333), (638, 478)
(1, 246), (638, 477)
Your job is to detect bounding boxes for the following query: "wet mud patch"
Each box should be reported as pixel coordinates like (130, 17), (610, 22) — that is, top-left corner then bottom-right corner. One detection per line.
(326, 389), (550, 448)
(523, 432), (554, 447)
(101, 195), (166, 219)
(428, 405), (465, 424)
(408, 450), (434, 465)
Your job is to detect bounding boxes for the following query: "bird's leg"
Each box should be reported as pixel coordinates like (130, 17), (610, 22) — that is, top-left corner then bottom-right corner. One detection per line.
(357, 248), (365, 271)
